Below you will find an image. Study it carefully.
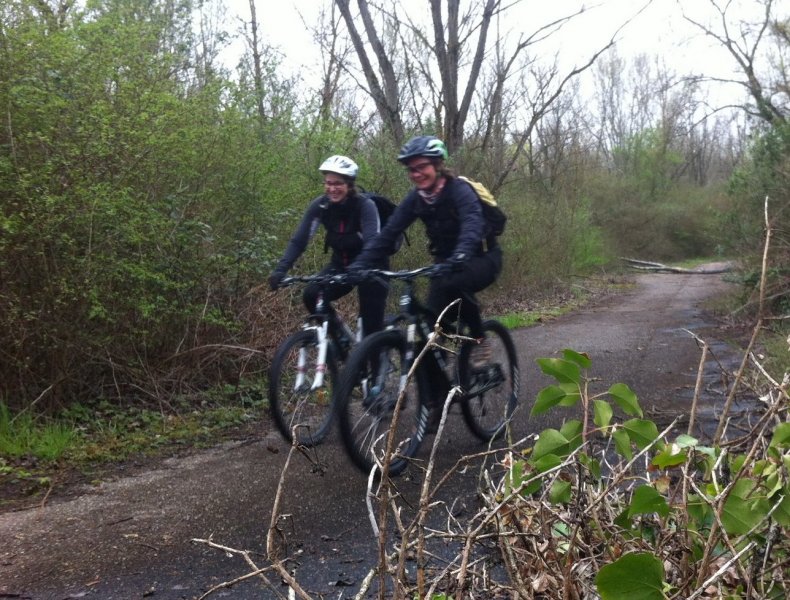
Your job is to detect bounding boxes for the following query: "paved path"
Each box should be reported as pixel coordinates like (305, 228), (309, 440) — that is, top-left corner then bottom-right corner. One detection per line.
(0, 269), (740, 599)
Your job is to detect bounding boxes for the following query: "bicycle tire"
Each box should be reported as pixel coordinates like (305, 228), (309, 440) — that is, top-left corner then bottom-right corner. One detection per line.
(459, 319), (519, 441)
(335, 329), (428, 476)
(268, 329), (337, 446)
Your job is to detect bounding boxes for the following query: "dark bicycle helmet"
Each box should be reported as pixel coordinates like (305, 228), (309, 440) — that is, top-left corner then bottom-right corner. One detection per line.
(397, 135), (448, 163)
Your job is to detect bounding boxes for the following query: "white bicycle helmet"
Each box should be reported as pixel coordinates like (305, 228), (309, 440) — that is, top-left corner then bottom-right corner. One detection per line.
(319, 155), (359, 179)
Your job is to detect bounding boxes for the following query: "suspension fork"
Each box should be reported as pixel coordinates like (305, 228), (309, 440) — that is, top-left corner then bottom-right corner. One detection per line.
(294, 289), (331, 392)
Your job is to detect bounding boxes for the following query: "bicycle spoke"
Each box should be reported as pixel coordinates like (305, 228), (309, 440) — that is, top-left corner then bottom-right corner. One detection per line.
(269, 330), (337, 447)
(461, 320), (519, 441)
(337, 330), (425, 476)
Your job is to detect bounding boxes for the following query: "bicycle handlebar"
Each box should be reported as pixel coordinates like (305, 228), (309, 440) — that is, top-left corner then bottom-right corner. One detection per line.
(278, 273), (346, 288)
(278, 265), (440, 289)
(356, 265), (438, 281)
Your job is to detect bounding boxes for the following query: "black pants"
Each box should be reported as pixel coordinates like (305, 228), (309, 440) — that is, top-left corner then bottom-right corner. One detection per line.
(427, 246), (502, 339)
(303, 264), (389, 338)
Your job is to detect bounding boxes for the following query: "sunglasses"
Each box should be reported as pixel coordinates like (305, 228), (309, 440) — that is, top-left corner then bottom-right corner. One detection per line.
(405, 161), (434, 174)
(324, 180), (348, 188)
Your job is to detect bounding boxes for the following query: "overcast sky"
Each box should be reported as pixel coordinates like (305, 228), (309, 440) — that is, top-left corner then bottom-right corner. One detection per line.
(221, 0), (780, 105)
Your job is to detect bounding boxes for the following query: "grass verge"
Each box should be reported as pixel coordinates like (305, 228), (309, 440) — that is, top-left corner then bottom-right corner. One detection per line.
(0, 394), (268, 507)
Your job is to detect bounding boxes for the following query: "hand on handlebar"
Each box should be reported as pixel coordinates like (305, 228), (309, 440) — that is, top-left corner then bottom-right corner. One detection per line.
(448, 252), (468, 267)
(268, 271), (286, 291)
(344, 266), (368, 285)
(430, 254), (466, 279)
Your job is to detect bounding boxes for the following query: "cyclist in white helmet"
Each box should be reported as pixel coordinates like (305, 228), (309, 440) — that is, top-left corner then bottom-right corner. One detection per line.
(268, 155), (389, 340)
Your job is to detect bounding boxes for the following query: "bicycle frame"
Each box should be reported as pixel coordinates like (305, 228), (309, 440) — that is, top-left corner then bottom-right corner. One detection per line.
(367, 267), (456, 397)
(280, 274), (360, 393)
(335, 265), (519, 474)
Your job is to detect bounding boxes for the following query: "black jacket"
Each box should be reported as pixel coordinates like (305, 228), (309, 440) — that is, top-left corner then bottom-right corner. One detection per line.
(352, 176), (486, 267)
(274, 193), (380, 272)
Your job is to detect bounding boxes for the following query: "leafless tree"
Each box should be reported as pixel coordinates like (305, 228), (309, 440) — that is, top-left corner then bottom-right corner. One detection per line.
(309, 3), (353, 123)
(331, 0), (637, 189)
(682, 0), (788, 125)
(246, 0), (267, 124)
(334, 0), (405, 142)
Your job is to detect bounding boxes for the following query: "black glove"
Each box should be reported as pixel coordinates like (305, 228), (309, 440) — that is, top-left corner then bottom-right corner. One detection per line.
(430, 262), (455, 279)
(268, 271), (286, 291)
(431, 254), (467, 279)
(447, 252), (468, 269)
(344, 265), (366, 285)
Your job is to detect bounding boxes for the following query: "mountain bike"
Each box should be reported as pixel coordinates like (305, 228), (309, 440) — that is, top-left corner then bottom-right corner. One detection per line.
(334, 266), (519, 476)
(268, 273), (358, 447)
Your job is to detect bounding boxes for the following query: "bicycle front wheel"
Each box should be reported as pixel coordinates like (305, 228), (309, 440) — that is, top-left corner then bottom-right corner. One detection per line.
(336, 329), (427, 476)
(268, 329), (337, 446)
(459, 319), (519, 441)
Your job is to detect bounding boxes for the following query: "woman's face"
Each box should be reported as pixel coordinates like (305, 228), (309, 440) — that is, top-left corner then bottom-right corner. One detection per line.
(405, 157), (439, 191)
(323, 174), (350, 203)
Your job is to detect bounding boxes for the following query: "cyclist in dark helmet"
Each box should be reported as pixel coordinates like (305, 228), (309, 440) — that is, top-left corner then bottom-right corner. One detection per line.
(349, 136), (503, 421)
(268, 155), (388, 342)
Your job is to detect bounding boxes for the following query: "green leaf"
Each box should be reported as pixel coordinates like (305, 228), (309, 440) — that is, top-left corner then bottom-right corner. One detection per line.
(764, 469), (781, 496)
(549, 479), (573, 504)
(533, 453), (563, 473)
(674, 434), (699, 448)
(596, 552), (665, 600)
(521, 480), (542, 496)
(520, 456), (557, 495)
(562, 348), (592, 369)
(729, 478), (756, 499)
(532, 429), (570, 461)
(560, 419), (583, 451)
(579, 452), (602, 479)
(614, 507), (632, 529)
(731, 453), (747, 474)
(652, 445), (688, 469)
(532, 385), (571, 416)
(608, 383), (643, 417)
(503, 460), (525, 496)
(612, 427), (633, 460)
(557, 382), (581, 406)
(770, 422), (790, 448)
(537, 357), (581, 384)
(721, 495), (769, 535)
(593, 399), (613, 428)
(687, 494), (711, 526)
(628, 485), (670, 518)
(623, 419), (662, 451)
(772, 486), (790, 527)
(695, 445), (717, 459)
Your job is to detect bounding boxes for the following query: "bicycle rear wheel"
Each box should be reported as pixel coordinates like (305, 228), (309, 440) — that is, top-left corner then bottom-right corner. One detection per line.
(336, 329), (427, 476)
(268, 329), (337, 446)
(460, 319), (519, 441)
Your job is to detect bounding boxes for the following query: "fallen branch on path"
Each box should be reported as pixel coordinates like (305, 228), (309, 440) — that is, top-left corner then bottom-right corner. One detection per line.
(621, 257), (733, 274)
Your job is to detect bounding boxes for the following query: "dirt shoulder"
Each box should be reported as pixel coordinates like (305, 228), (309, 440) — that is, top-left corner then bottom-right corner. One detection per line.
(0, 419), (275, 515)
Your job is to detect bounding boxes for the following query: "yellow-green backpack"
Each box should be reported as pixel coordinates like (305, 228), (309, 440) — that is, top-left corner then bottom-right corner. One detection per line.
(457, 176), (507, 237)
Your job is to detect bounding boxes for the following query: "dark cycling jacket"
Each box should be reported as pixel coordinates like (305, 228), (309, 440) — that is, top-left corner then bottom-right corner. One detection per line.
(352, 176), (487, 267)
(274, 193), (380, 272)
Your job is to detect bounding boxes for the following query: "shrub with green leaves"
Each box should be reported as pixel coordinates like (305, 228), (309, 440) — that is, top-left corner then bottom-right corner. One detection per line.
(489, 349), (789, 599)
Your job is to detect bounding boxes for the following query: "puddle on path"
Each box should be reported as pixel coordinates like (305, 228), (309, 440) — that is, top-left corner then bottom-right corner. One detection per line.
(648, 336), (764, 444)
